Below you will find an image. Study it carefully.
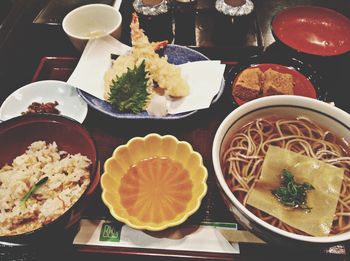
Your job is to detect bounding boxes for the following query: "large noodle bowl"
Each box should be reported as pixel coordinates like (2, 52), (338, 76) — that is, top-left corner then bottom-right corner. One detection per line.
(222, 116), (350, 236)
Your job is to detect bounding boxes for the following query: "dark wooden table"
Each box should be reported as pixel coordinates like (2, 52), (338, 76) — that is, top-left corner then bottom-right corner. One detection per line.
(0, 0), (350, 260)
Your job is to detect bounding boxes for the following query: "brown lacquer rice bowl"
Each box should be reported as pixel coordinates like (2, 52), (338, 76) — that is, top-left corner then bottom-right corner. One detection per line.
(212, 95), (350, 248)
(0, 114), (99, 244)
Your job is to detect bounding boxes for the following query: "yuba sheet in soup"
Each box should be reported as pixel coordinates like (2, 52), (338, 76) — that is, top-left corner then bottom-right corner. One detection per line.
(246, 146), (344, 237)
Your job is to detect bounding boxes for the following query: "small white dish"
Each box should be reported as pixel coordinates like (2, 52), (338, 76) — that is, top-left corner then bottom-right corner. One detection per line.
(0, 80), (88, 123)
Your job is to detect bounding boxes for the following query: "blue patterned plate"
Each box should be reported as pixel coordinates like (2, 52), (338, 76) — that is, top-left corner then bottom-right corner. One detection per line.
(77, 44), (225, 120)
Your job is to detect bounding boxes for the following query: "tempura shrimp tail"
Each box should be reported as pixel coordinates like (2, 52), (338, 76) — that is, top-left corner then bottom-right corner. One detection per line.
(130, 13), (168, 50)
(130, 12), (145, 45)
(152, 40), (168, 51)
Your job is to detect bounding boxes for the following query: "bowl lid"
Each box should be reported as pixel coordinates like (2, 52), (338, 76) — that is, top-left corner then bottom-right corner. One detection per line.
(272, 6), (350, 56)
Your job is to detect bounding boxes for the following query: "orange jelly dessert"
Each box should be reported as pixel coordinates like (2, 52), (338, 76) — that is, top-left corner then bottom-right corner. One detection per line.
(119, 157), (193, 224)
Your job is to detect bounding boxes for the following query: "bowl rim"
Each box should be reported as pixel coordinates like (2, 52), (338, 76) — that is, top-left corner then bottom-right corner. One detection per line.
(0, 113), (99, 242)
(271, 5), (350, 57)
(62, 3), (122, 40)
(212, 95), (350, 243)
(101, 133), (208, 231)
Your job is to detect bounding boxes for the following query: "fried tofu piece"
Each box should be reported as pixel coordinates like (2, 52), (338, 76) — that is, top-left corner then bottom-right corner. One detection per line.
(232, 68), (264, 101)
(263, 68), (294, 96)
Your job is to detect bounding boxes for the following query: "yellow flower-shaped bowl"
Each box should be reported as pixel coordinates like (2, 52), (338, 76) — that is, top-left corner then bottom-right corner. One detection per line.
(101, 133), (208, 231)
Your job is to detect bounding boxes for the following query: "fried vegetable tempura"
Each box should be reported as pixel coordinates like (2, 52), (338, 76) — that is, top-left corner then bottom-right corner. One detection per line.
(104, 13), (189, 102)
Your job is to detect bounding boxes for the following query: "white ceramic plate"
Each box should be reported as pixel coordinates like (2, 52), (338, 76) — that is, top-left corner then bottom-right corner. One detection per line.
(0, 80), (88, 123)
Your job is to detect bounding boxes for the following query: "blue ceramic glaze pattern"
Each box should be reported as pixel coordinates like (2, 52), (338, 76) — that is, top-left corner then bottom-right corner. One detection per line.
(77, 44), (224, 120)
(160, 45), (208, 65)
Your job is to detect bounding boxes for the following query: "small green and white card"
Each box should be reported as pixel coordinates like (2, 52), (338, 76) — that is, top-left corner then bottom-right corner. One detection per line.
(73, 219), (240, 254)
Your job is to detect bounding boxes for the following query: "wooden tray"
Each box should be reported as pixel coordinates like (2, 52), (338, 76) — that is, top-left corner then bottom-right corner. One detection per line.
(31, 56), (242, 260)
(30, 56), (348, 261)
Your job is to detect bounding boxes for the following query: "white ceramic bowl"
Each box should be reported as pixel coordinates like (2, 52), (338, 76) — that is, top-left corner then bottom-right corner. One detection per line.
(0, 80), (88, 123)
(212, 95), (350, 247)
(62, 4), (122, 51)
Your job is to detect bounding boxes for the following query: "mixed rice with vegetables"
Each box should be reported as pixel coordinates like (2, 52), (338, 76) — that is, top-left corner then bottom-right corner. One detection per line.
(0, 141), (91, 236)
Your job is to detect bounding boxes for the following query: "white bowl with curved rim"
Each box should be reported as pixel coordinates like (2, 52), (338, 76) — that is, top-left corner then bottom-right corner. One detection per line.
(62, 4), (122, 52)
(0, 80), (88, 123)
(212, 95), (350, 247)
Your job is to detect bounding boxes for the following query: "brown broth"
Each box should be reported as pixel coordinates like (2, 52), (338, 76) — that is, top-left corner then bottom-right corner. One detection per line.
(119, 157), (193, 224)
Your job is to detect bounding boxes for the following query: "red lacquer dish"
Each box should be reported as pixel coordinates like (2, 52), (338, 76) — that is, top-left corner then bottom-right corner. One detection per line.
(232, 63), (317, 106)
(272, 6), (350, 56)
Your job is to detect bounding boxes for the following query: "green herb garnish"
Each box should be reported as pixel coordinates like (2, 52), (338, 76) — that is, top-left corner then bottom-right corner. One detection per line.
(108, 60), (149, 113)
(272, 169), (314, 211)
(20, 177), (48, 206)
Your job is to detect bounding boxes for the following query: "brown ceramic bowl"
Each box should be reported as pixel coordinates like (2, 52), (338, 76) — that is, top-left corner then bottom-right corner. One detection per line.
(0, 114), (99, 244)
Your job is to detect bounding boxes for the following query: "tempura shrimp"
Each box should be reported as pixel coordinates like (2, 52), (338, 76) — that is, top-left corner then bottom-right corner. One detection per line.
(104, 13), (189, 100)
(130, 13), (168, 51)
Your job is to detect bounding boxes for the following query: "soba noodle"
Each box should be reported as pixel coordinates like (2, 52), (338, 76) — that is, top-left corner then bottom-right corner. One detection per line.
(223, 116), (350, 235)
